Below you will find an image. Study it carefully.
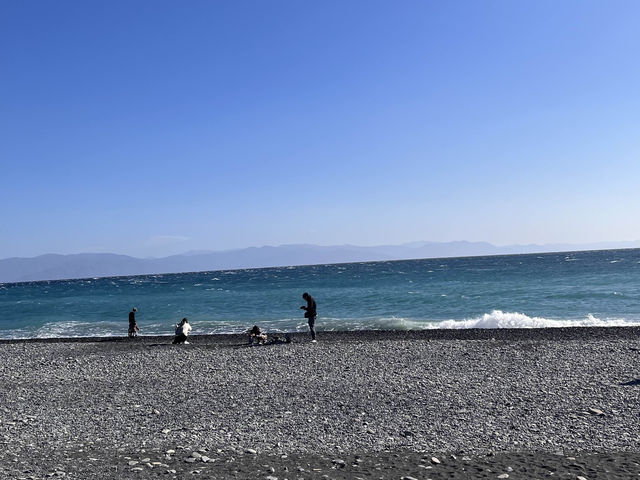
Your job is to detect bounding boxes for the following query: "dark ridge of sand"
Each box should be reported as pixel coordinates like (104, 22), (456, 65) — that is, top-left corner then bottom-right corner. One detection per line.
(1, 328), (640, 479)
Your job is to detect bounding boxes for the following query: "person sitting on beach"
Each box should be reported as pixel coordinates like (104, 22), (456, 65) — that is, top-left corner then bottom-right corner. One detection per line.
(248, 325), (268, 345)
(128, 307), (139, 338)
(173, 318), (192, 344)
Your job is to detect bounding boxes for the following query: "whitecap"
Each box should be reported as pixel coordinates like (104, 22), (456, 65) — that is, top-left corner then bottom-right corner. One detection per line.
(431, 310), (640, 329)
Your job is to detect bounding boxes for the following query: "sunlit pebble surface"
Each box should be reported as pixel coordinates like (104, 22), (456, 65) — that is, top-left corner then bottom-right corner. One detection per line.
(1, 329), (640, 479)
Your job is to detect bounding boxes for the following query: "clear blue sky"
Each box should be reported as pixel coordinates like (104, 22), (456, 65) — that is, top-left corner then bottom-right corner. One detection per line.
(1, 0), (639, 258)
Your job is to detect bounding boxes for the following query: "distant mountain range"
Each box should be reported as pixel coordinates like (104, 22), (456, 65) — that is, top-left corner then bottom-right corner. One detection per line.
(2, 240), (639, 283)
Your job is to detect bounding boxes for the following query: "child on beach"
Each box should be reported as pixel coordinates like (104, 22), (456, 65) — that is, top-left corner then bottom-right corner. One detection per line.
(173, 318), (192, 344)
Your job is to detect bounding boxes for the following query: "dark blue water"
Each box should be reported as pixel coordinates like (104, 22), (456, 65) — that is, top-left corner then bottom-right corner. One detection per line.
(1, 249), (640, 339)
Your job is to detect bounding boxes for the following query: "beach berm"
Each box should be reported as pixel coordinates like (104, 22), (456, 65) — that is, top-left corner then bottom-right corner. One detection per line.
(1, 328), (640, 479)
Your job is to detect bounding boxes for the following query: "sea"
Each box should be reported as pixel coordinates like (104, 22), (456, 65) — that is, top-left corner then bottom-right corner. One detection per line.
(1, 249), (640, 340)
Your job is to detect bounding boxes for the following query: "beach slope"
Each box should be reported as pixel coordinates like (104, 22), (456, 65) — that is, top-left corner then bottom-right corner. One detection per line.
(1, 328), (640, 479)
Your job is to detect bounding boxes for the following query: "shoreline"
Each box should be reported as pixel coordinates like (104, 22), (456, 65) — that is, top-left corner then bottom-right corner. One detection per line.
(2, 324), (640, 345)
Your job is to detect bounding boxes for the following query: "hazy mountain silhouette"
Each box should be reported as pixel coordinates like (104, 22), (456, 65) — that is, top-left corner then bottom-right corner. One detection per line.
(1, 241), (639, 283)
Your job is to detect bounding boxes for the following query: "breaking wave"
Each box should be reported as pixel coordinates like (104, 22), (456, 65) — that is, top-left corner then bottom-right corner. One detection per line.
(430, 310), (640, 329)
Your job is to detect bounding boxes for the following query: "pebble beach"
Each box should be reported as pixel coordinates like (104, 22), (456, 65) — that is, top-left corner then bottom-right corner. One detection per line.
(1, 328), (640, 479)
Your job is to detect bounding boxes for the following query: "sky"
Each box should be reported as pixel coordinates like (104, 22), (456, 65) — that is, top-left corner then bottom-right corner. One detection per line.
(1, 0), (639, 259)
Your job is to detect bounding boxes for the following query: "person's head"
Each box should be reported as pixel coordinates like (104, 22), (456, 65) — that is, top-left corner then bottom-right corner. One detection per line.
(133, 307), (137, 312)
(302, 292), (309, 300)
(182, 318), (188, 323)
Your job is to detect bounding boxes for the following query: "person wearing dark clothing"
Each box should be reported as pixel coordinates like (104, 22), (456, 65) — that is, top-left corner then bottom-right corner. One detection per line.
(128, 307), (139, 337)
(300, 292), (317, 342)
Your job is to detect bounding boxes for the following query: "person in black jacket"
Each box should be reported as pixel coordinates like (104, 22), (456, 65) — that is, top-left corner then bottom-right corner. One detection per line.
(300, 292), (317, 342)
(128, 307), (139, 337)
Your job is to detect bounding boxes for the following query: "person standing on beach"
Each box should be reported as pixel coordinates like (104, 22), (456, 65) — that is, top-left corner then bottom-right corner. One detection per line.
(300, 292), (317, 342)
(128, 307), (139, 337)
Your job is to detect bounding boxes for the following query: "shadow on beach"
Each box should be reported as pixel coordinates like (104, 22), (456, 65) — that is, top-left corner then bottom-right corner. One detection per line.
(233, 338), (294, 350)
(620, 378), (640, 386)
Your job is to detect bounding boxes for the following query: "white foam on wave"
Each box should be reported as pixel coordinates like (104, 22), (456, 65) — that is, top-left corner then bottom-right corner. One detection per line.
(35, 320), (127, 338)
(432, 310), (640, 329)
(320, 316), (433, 331)
(373, 317), (432, 330)
(0, 320), (130, 340)
(319, 312), (640, 331)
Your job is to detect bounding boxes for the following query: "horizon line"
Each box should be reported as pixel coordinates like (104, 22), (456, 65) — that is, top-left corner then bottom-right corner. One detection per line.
(2, 238), (640, 262)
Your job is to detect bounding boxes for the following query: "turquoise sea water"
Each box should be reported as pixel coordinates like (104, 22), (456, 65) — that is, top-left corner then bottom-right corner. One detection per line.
(1, 249), (640, 339)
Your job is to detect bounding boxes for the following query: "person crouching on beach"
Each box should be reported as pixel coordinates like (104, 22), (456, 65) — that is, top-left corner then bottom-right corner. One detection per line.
(248, 325), (268, 345)
(300, 292), (317, 342)
(128, 307), (139, 338)
(173, 318), (192, 344)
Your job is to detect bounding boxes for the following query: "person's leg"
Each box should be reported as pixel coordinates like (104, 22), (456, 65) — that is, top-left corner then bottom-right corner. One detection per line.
(173, 334), (186, 344)
(308, 317), (316, 341)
